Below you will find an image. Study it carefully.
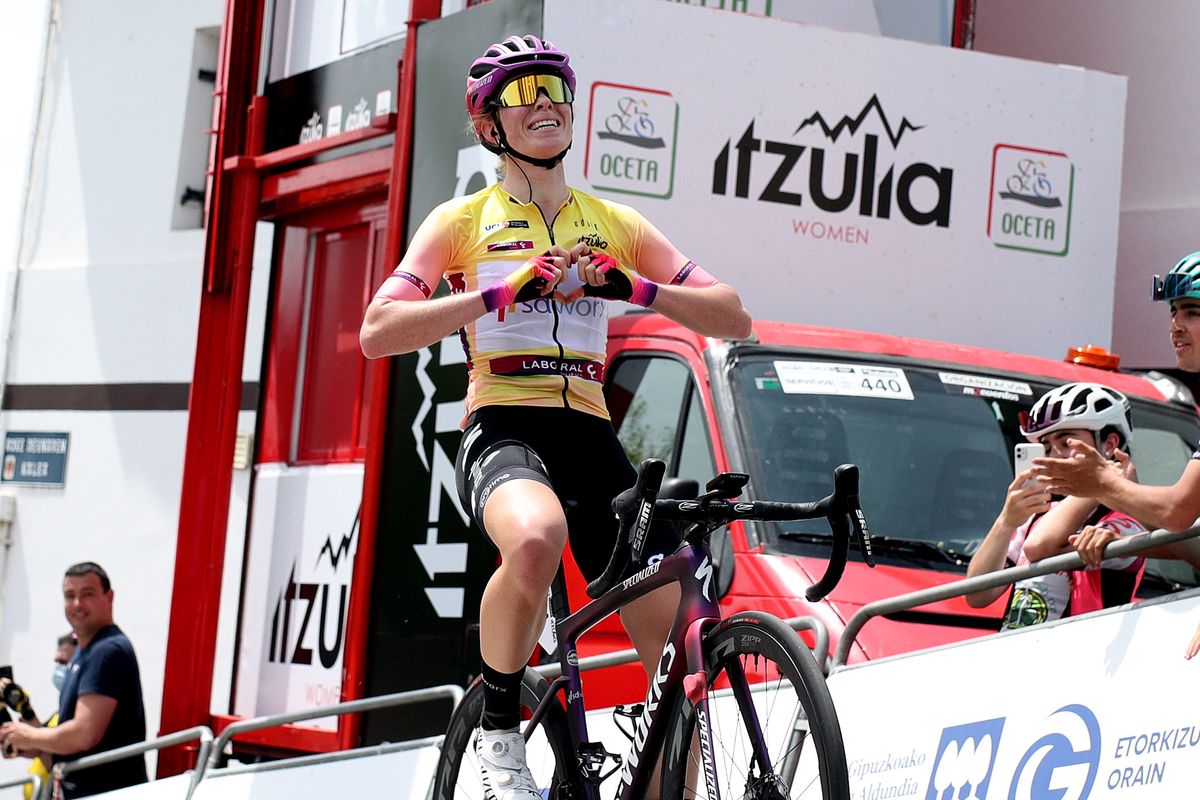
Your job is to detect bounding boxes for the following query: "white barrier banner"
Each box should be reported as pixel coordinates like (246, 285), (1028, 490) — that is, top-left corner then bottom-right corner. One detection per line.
(549, 0), (1126, 358)
(233, 463), (364, 729)
(192, 747), (437, 800)
(828, 592), (1200, 799)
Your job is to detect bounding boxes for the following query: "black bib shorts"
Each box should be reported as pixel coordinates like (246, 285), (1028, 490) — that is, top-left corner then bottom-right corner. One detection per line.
(454, 405), (679, 581)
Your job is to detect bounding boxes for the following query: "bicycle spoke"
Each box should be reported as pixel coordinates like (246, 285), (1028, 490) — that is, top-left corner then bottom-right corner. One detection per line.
(663, 614), (848, 800)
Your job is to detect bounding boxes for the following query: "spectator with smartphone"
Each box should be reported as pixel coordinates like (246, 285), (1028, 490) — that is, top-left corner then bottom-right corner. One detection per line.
(965, 382), (1146, 629)
(1037, 251), (1200, 654)
(0, 563), (146, 798)
(0, 634), (78, 799)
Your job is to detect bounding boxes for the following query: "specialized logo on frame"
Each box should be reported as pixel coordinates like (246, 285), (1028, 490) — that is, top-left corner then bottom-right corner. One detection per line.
(987, 144), (1074, 256)
(585, 82), (678, 199)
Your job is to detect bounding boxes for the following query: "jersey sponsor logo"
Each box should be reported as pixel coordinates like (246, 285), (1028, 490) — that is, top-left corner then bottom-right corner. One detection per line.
(578, 232), (609, 250)
(671, 260), (698, 285)
(486, 240), (535, 252)
(489, 355), (605, 383)
(392, 270), (432, 299)
(483, 220), (530, 233)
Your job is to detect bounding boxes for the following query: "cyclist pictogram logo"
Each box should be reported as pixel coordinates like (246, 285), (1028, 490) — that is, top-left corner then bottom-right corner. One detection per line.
(987, 144), (1074, 256)
(585, 82), (678, 199)
(1000, 158), (1062, 208)
(598, 96), (665, 149)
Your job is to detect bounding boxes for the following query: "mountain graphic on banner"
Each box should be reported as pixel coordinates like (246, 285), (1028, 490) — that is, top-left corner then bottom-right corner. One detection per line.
(794, 94), (924, 147)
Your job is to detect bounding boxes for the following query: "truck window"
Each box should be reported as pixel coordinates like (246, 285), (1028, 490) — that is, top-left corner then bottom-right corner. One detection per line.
(730, 353), (1200, 591)
(606, 355), (714, 484)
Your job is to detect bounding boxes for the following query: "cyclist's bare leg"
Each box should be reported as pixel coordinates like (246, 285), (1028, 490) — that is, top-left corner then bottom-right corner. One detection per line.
(619, 583), (682, 800)
(479, 479), (569, 671)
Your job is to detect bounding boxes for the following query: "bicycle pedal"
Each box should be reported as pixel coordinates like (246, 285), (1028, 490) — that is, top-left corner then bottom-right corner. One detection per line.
(611, 703), (644, 741)
(576, 741), (621, 785)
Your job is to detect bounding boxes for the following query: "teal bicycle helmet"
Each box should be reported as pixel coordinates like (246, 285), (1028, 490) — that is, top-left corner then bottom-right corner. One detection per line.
(1152, 251), (1200, 302)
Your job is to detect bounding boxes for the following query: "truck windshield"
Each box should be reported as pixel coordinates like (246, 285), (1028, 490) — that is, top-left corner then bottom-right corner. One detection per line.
(731, 354), (1200, 592)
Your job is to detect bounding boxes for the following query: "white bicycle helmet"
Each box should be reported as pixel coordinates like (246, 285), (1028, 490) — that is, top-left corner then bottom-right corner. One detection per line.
(1021, 382), (1132, 444)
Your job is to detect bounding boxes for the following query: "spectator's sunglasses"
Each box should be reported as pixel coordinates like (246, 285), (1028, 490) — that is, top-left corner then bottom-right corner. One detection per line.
(1152, 272), (1192, 302)
(493, 74), (574, 108)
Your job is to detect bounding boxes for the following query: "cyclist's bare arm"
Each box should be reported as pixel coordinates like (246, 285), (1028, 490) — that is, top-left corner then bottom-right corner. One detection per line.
(631, 217), (752, 340)
(360, 211), (469, 357)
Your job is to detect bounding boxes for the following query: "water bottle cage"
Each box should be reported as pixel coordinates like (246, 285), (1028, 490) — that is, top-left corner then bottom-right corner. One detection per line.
(611, 703), (644, 741)
(576, 741), (622, 785)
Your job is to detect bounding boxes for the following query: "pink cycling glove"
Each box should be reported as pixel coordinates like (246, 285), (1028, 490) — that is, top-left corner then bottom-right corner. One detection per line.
(481, 255), (557, 312)
(582, 253), (657, 307)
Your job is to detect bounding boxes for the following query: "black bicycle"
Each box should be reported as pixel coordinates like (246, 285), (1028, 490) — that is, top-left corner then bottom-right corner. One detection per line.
(432, 459), (873, 800)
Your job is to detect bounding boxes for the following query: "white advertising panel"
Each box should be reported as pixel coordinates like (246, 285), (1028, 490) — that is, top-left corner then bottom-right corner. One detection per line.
(828, 592), (1200, 799)
(233, 463), (363, 730)
(549, 0), (1127, 358)
(191, 747), (438, 800)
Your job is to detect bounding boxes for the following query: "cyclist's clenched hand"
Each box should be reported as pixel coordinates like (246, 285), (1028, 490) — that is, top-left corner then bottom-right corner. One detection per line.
(575, 247), (657, 307)
(481, 251), (566, 312)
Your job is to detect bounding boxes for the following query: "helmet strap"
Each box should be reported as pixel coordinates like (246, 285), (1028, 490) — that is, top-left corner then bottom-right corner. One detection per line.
(489, 112), (572, 170)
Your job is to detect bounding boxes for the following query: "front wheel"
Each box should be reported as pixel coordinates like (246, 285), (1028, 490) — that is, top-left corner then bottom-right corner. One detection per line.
(660, 612), (849, 799)
(431, 669), (581, 800)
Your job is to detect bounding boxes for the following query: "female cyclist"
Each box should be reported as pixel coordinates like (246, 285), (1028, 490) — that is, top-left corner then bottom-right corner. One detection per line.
(360, 34), (751, 800)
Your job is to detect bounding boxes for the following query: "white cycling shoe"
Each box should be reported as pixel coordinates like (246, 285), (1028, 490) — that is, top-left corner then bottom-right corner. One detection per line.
(477, 726), (542, 800)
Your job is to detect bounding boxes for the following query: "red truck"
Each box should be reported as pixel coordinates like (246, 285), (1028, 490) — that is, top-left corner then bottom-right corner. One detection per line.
(562, 312), (1200, 708)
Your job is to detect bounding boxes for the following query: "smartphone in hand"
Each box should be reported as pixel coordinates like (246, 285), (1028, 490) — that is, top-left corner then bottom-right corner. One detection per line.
(1014, 442), (1046, 487)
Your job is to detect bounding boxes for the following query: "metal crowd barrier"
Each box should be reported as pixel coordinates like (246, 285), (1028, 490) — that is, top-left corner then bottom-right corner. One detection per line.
(533, 615), (831, 678)
(50, 726), (212, 800)
(205, 684), (463, 770)
(832, 525), (1200, 668)
(43, 684), (463, 800)
(0, 775), (39, 800)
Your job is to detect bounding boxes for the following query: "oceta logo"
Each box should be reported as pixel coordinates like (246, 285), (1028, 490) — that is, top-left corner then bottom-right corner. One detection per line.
(712, 94), (953, 228)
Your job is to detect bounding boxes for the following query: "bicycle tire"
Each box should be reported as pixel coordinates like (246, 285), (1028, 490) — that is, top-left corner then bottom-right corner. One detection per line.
(431, 668), (581, 800)
(660, 611), (849, 799)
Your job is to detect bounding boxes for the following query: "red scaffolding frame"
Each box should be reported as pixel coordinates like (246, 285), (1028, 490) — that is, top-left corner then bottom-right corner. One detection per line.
(156, 0), (440, 776)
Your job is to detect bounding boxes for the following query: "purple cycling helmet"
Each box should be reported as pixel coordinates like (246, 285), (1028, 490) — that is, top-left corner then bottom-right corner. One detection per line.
(464, 35), (577, 169)
(465, 35), (576, 119)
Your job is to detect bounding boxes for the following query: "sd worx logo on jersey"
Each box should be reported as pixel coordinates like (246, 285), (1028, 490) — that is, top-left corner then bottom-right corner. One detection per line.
(712, 94), (953, 242)
(987, 144), (1075, 256)
(585, 82), (679, 199)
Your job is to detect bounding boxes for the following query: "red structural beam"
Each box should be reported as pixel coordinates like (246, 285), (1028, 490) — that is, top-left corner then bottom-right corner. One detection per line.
(338, 0), (442, 751)
(156, 0), (265, 777)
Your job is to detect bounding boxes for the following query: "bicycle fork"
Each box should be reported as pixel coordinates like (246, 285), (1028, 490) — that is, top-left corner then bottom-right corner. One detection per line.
(682, 616), (728, 800)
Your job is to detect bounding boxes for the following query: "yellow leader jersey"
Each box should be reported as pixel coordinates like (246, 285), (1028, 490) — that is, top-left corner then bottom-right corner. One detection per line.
(433, 184), (652, 419)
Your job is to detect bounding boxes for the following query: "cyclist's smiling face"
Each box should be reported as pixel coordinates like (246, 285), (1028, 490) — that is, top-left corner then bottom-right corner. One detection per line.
(494, 89), (572, 158)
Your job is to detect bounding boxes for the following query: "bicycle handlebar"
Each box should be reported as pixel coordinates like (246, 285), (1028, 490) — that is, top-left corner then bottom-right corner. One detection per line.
(585, 460), (874, 601)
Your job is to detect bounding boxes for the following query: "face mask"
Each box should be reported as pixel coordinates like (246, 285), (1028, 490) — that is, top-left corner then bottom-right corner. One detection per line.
(52, 664), (69, 690)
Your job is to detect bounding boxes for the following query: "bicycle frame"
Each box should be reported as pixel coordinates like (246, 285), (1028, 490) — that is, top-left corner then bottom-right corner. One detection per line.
(530, 537), (726, 800)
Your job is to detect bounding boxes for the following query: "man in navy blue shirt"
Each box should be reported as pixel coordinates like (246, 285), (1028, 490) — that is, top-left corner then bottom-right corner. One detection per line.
(0, 562), (146, 798)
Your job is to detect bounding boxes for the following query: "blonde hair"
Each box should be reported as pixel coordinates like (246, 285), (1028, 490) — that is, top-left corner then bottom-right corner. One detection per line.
(466, 112), (509, 180)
